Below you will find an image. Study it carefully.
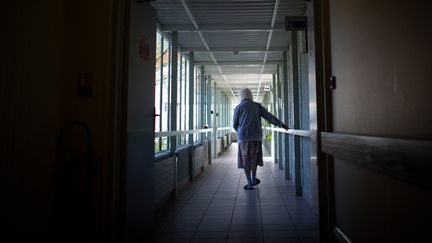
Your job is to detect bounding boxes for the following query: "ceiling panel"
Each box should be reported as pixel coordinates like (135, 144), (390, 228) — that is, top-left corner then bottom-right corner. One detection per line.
(269, 31), (292, 48)
(177, 32), (205, 50)
(151, 0), (307, 102)
(188, 0), (275, 25)
(152, 1), (192, 25)
(220, 65), (263, 73)
(203, 32), (268, 49)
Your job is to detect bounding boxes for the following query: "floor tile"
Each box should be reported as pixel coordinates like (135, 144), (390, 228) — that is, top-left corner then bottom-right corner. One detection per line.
(191, 239), (227, 243)
(263, 230), (298, 238)
(264, 239), (300, 243)
(194, 231), (229, 238)
(230, 224), (262, 232)
(262, 224), (295, 231)
(198, 224), (230, 232)
(229, 231), (263, 238)
(227, 238), (263, 243)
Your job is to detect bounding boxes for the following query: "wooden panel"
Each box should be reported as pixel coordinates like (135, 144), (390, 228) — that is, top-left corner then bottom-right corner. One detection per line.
(321, 132), (432, 189)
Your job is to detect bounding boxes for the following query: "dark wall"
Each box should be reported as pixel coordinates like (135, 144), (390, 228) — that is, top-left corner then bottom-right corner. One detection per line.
(1, 0), (116, 241)
(1, 2), (63, 240)
(329, 0), (432, 241)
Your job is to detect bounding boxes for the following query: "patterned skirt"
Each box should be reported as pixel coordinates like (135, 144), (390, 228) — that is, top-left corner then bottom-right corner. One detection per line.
(237, 141), (263, 170)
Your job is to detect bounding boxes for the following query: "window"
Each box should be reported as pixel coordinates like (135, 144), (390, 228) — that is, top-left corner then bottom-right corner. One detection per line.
(154, 31), (171, 152)
(194, 67), (200, 142)
(183, 57), (188, 144)
(154, 29), (207, 152)
(155, 32), (161, 134)
(175, 53), (193, 145)
(162, 37), (170, 133)
(176, 53), (182, 144)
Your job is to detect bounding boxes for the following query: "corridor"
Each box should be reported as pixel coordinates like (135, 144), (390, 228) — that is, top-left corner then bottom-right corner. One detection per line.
(4, 0), (432, 242)
(154, 145), (318, 243)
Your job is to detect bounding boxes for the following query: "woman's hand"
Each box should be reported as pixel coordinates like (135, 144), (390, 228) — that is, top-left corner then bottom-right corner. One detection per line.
(281, 123), (289, 130)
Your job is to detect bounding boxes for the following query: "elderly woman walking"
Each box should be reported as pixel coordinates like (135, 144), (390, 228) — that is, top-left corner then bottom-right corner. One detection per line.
(233, 88), (289, 190)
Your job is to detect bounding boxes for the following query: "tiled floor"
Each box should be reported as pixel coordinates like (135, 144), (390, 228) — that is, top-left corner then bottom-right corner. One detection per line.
(154, 144), (319, 243)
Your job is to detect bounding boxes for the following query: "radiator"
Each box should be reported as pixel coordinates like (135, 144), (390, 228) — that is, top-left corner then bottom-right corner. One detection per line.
(231, 132), (237, 142)
(193, 145), (204, 177)
(224, 135), (229, 150)
(176, 146), (190, 187)
(203, 140), (209, 166)
(154, 156), (175, 204)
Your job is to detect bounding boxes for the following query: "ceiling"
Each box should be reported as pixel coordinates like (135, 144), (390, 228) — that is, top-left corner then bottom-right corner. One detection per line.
(151, 0), (307, 103)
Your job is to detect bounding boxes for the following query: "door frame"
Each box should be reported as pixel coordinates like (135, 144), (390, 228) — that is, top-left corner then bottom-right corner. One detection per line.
(308, 0), (335, 242)
(107, 0), (337, 242)
(109, 0), (130, 241)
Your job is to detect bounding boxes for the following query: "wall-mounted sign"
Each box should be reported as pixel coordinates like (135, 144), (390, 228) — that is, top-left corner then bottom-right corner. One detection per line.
(78, 73), (94, 97)
(139, 37), (149, 60)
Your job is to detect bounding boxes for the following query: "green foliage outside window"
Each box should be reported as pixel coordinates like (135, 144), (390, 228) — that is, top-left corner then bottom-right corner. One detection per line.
(263, 120), (272, 142)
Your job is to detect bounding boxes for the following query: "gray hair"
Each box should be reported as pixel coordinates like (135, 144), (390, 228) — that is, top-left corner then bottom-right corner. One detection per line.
(239, 88), (253, 101)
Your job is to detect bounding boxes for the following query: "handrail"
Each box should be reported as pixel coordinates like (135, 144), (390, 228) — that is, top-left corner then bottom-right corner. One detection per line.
(217, 127), (232, 131)
(264, 127), (311, 137)
(155, 128), (212, 137)
(321, 132), (432, 190)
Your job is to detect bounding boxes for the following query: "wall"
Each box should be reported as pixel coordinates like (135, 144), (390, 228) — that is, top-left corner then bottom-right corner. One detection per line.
(305, 0), (320, 211)
(285, 32), (315, 207)
(298, 32), (313, 207)
(125, 2), (157, 242)
(61, 4), (115, 241)
(1, 2), (63, 241)
(287, 45), (296, 179)
(1, 0), (116, 241)
(330, 0), (432, 241)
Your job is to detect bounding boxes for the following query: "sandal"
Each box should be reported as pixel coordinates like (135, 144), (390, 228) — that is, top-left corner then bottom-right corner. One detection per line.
(243, 184), (254, 190)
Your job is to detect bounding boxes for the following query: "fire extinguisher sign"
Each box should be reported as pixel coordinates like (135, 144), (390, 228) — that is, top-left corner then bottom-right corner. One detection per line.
(139, 37), (150, 60)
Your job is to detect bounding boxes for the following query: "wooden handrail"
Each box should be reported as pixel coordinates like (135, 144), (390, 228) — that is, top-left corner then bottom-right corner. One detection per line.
(321, 132), (432, 190)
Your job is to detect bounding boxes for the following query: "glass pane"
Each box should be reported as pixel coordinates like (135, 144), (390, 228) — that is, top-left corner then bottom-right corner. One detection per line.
(177, 53), (182, 145)
(154, 138), (160, 152)
(155, 32), (172, 153)
(162, 37), (170, 133)
(155, 32), (162, 133)
(184, 59), (189, 134)
(161, 137), (168, 151)
(194, 67), (200, 142)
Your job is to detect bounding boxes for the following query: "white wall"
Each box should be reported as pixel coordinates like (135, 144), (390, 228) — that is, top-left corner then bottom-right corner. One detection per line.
(125, 1), (157, 242)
